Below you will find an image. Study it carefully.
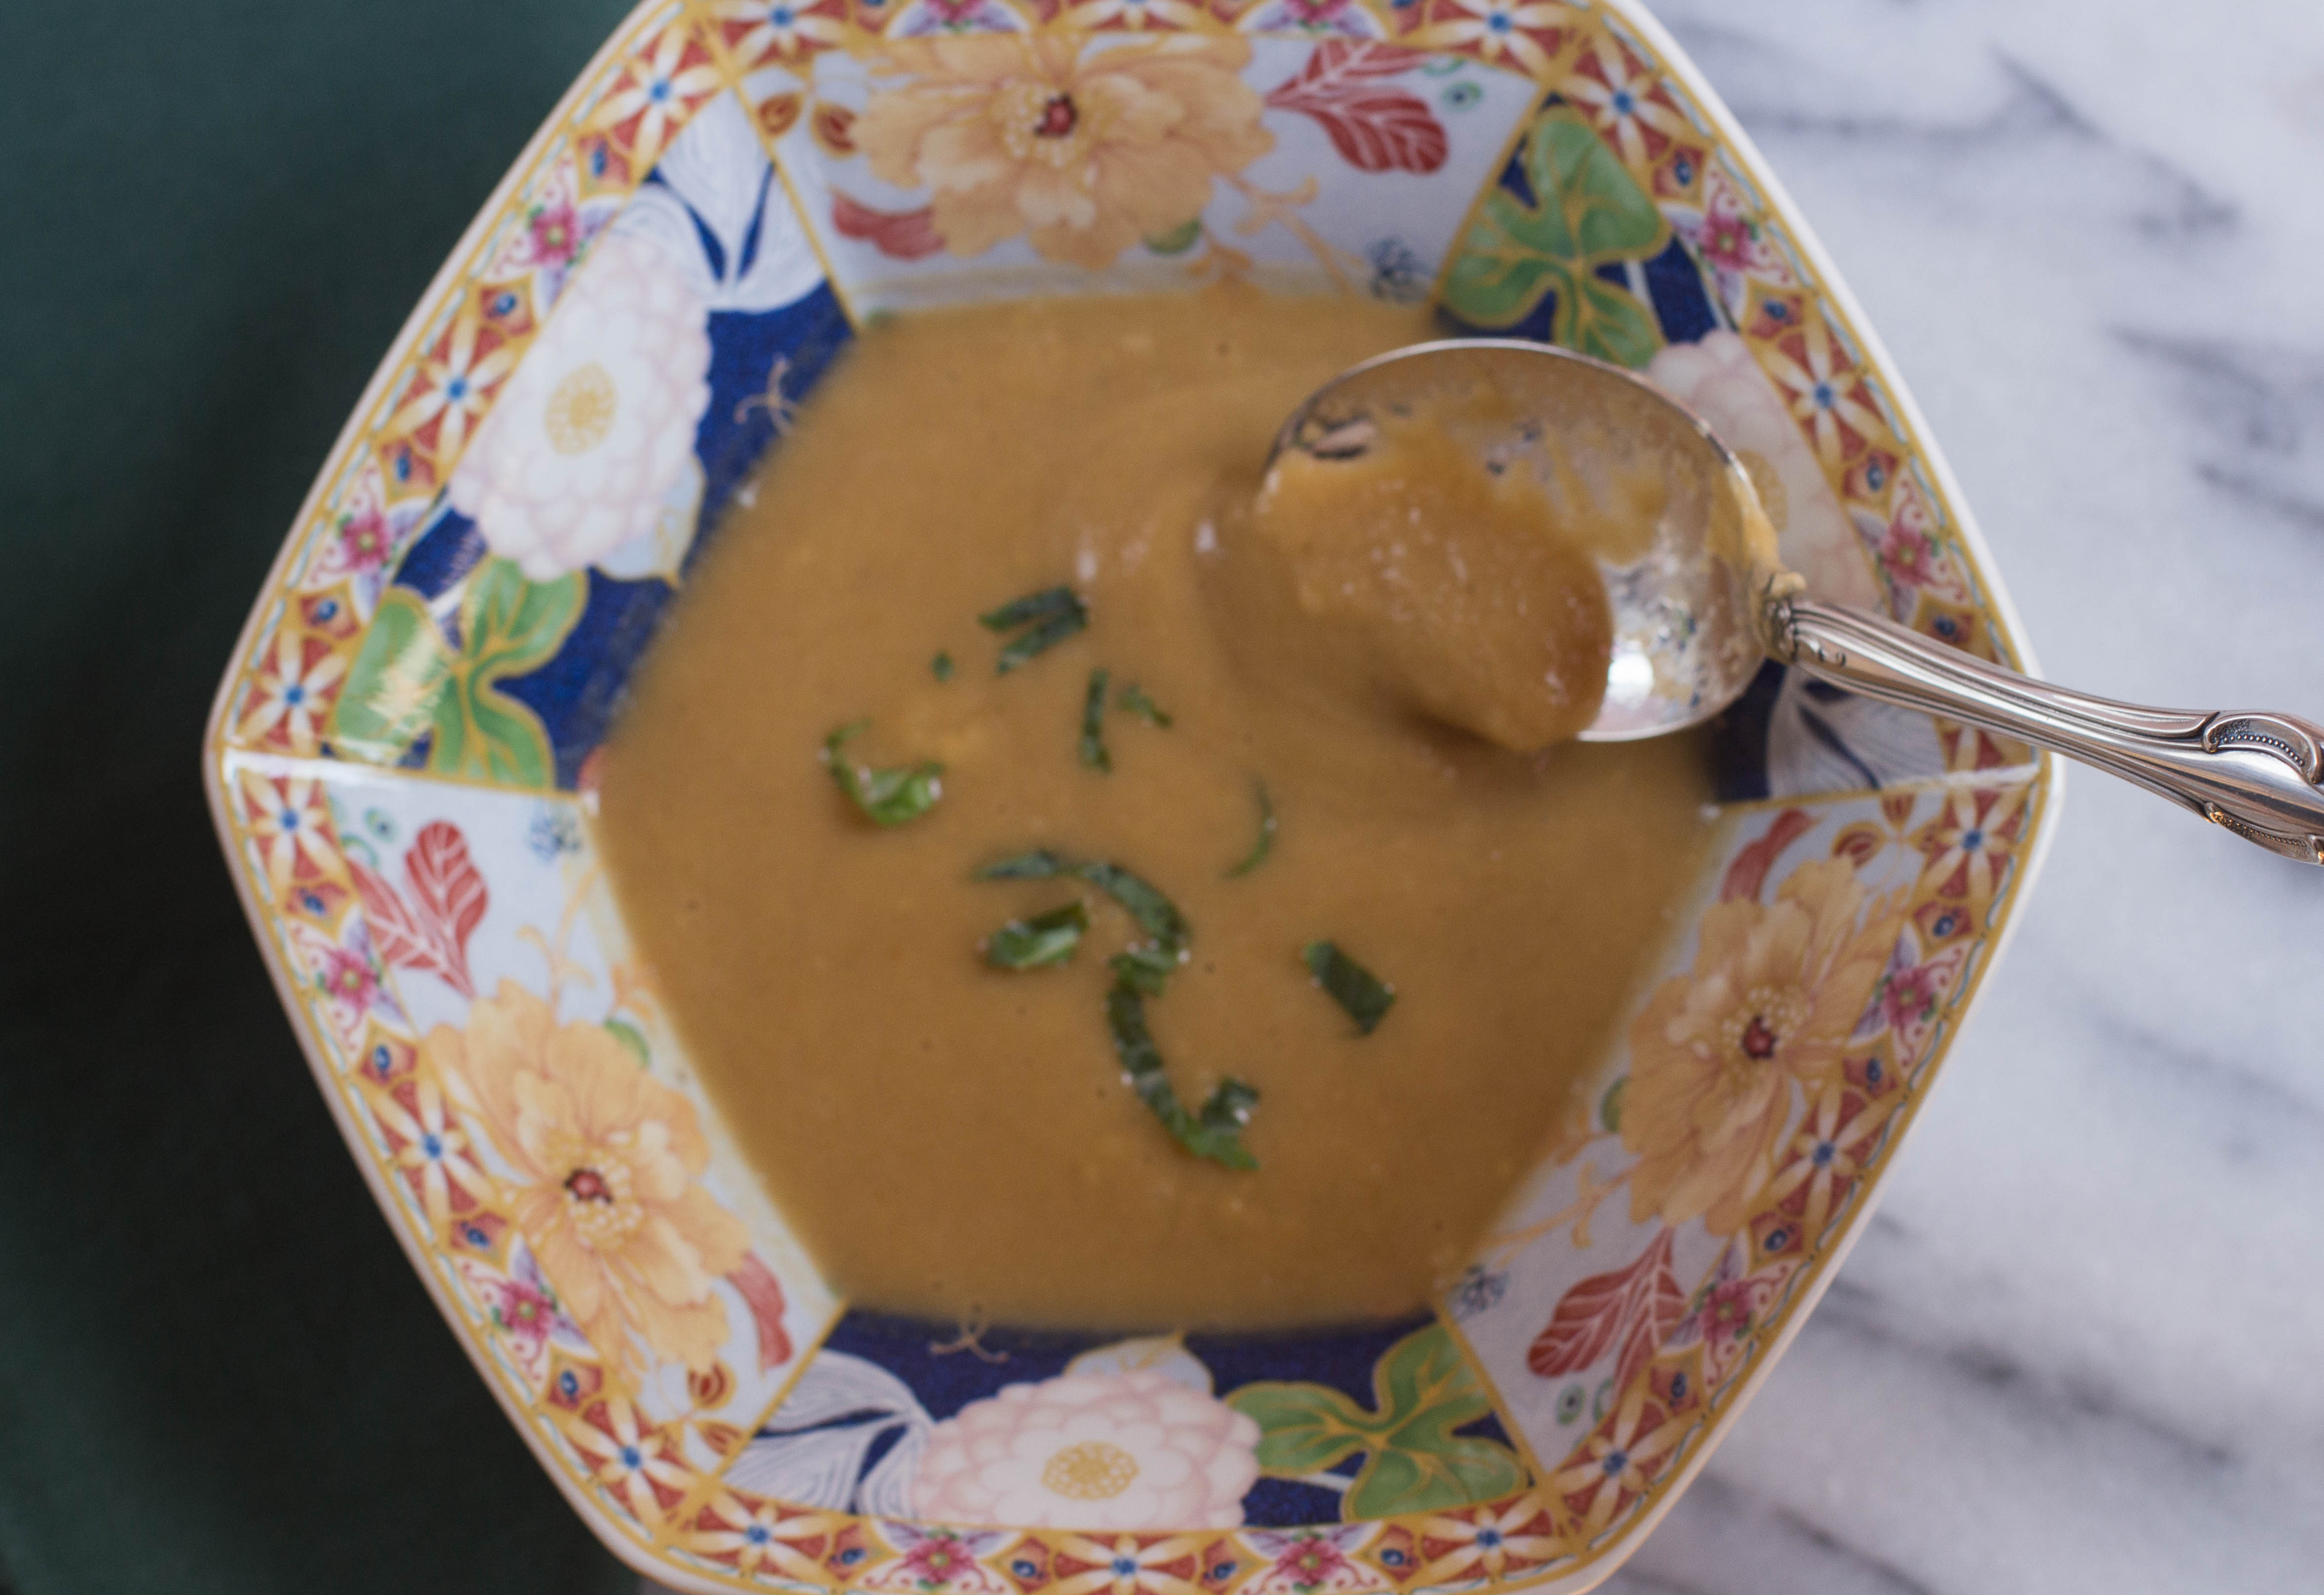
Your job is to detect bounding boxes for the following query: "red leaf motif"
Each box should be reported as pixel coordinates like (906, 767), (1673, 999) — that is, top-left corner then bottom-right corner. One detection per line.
(406, 821), (487, 997)
(1719, 808), (1816, 903)
(1264, 42), (1447, 175)
(351, 857), (471, 996)
(831, 194), (945, 261)
(1527, 1228), (1683, 1399)
(727, 1252), (793, 1373)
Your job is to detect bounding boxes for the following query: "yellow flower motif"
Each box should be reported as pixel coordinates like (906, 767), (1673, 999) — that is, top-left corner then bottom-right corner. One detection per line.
(429, 981), (747, 1374)
(856, 32), (1273, 270)
(1622, 859), (1902, 1236)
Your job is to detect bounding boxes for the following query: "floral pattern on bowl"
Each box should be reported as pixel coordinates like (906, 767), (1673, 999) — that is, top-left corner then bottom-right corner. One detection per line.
(206, 3), (2057, 1590)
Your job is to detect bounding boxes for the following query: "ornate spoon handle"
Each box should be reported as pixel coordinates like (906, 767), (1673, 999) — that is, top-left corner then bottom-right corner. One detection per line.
(1767, 595), (2324, 864)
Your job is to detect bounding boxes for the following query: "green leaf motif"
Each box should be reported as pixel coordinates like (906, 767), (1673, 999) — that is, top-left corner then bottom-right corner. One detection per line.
(330, 589), (452, 765)
(1441, 105), (1670, 369)
(327, 557), (581, 789)
(1228, 1323), (1526, 1520)
(603, 1018), (652, 1067)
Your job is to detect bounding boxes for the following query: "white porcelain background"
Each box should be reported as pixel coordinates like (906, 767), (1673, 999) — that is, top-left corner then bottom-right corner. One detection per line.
(1581, 2), (2324, 1591)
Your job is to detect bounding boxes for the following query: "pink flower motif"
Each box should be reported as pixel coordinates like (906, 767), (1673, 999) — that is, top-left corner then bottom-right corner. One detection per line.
(1877, 953), (1945, 1036)
(1671, 165), (1793, 332)
(1873, 483), (1962, 609)
(1668, 1244), (1789, 1387)
(527, 199), (584, 269)
(910, 1370), (1259, 1529)
(328, 506), (395, 576)
(482, 1269), (561, 1361)
(315, 940), (379, 1010)
(899, 1531), (980, 1585)
(1241, 1526), (1380, 1595)
(448, 233), (711, 579)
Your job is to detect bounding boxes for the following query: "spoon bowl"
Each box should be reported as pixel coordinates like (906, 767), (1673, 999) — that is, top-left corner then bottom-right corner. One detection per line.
(1275, 339), (2324, 861)
(1269, 339), (1776, 741)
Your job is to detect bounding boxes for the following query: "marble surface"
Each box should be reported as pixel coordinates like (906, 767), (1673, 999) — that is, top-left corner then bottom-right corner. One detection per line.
(649, 4), (2324, 1592)
(1596, 1), (2324, 1590)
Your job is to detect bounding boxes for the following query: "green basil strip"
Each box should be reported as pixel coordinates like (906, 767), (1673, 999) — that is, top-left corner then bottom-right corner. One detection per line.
(932, 651), (955, 682)
(1073, 860), (1188, 952)
(1080, 667), (1112, 772)
(1304, 939), (1395, 1035)
(1199, 1077), (1259, 1136)
(1108, 943), (1179, 997)
(986, 902), (1088, 970)
(995, 608), (1087, 674)
(979, 585), (1082, 632)
(822, 720), (943, 827)
(980, 586), (1089, 673)
(1104, 978), (1257, 1171)
(973, 851), (1187, 952)
(1117, 682), (1173, 728)
(973, 849), (1073, 881)
(1225, 779), (1276, 877)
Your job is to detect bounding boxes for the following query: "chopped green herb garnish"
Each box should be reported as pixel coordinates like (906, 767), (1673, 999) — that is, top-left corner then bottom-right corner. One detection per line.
(1081, 668), (1112, 772)
(973, 849), (1073, 881)
(1117, 682), (1174, 728)
(1225, 779), (1276, 877)
(976, 848), (1222, 1162)
(1199, 1077), (1259, 1137)
(979, 585), (1089, 673)
(1304, 940), (1395, 1035)
(996, 610), (1087, 673)
(822, 719), (943, 826)
(974, 851), (1188, 952)
(932, 651), (955, 681)
(1108, 943), (1180, 997)
(985, 902), (1088, 970)
(1073, 860), (1188, 951)
(979, 585), (1083, 632)
(1104, 977), (1258, 1170)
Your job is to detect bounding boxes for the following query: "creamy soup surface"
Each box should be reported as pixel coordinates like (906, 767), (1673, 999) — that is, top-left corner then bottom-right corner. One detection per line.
(596, 290), (1713, 1331)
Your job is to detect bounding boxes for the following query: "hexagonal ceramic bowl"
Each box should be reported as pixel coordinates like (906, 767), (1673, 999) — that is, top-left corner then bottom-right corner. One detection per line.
(205, 2), (2055, 1588)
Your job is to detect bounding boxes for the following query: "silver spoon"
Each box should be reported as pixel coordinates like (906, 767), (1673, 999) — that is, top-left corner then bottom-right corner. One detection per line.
(1273, 340), (2324, 864)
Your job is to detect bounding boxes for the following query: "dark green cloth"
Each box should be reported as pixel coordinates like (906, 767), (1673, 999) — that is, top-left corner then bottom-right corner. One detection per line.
(0, 3), (645, 1590)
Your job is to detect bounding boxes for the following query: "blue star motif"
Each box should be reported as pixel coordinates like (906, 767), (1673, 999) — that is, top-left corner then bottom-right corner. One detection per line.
(619, 1444), (643, 1469)
(1600, 1449), (1628, 1477)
